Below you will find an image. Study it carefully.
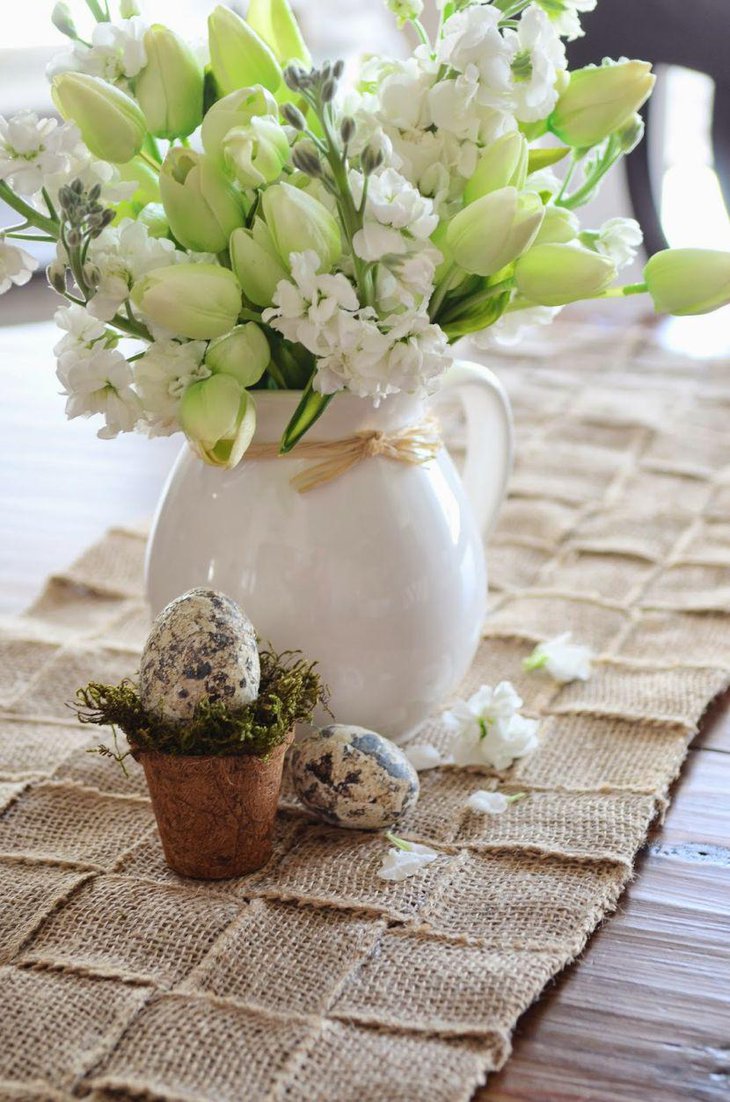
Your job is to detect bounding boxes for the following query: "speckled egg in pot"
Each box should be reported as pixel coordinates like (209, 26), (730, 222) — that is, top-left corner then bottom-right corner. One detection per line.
(139, 588), (260, 724)
(290, 724), (420, 830)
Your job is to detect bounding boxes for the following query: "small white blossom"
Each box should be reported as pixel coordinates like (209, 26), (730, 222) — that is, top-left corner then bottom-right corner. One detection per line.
(466, 789), (526, 814)
(502, 5), (567, 123)
(134, 340), (210, 436)
(386, 0), (424, 26)
(444, 682), (539, 770)
(57, 344), (142, 439)
(594, 217), (643, 270)
(438, 5), (512, 94)
(86, 220), (180, 321)
(0, 112), (76, 196)
(537, 0), (597, 41)
(0, 239), (37, 294)
(523, 632), (593, 683)
(351, 167), (438, 239)
(377, 835), (439, 882)
(404, 744), (452, 771)
(53, 304), (106, 357)
(47, 17), (148, 88)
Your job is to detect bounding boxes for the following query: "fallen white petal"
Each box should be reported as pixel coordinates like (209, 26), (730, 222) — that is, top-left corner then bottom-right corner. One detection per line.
(405, 744), (450, 771)
(377, 840), (439, 882)
(466, 790), (510, 814)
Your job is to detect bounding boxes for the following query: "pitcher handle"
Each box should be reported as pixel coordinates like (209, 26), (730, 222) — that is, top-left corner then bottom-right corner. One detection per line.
(432, 359), (514, 539)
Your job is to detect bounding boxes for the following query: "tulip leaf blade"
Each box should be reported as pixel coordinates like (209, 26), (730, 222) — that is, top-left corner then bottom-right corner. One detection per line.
(528, 146), (570, 173)
(279, 381), (333, 453)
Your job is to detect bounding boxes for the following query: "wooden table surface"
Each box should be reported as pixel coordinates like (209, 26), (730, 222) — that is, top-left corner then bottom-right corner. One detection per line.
(1, 287), (729, 1101)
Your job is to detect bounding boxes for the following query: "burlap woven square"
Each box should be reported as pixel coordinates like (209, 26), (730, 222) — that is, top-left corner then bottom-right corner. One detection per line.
(1, 322), (729, 1100)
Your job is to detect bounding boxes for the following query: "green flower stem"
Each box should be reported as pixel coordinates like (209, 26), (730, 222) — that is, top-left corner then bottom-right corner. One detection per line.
(594, 281), (648, 298)
(0, 182), (57, 237)
(139, 149), (161, 174)
(385, 832), (412, 851)
(429, 264), (463, 322)
(411, 19), (431, 48)
(3, 232), (56, 242)
(109, 309), (153, 342)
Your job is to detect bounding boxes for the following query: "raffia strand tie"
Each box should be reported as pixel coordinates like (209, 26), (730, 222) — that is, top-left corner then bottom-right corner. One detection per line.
(246, 416), (443, 494)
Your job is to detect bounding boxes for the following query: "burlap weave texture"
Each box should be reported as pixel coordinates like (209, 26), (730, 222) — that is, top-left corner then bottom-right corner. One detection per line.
(1, 322), (729, 1100)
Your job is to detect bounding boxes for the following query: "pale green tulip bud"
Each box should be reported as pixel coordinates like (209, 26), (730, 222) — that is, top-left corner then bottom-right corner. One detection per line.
(120, 0), (141, 16)
(135, 25), (204, 140)
(52, 2), (77, 40)
(616, 112), (645, 155)
(117, 157), (160, 209)
(533, 204), (579, 246)
(262, 181), (341, 270)
(201, 86), (279, 169)
(548, 60), (655, 149)
(446, 187), (544, 277)
(51, 72), (146, 163)
(515, 243), (616, 306)
(137, 203), (169, 238)
(223, 117), (289, 188)
(230, 222), (288, 306)
(180, 374), (257, 469)
(463, 132), (528, 205)
(130, 264), (242, 339)
(205, 323), (270, 387)
(208, 5), (282, 97)
(159, 147), (245, 254)
(644, 249), (730, 316)
(246, 0), (312, 67)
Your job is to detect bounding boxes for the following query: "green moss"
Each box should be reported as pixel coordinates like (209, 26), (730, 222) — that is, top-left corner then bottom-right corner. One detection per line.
(74, 648), (327, 761)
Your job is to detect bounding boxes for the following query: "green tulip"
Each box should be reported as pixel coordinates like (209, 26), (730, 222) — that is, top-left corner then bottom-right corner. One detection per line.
(533, 204), (579, 246)
(130, 264), (242, 339)
(159, 147), (245, 253)
(463, 132), (528, 205)
(51, 72), (146, 164)
(230, 222), (289, 306)
(548, 60), (655, 149)
(180, 373), (257, 469)
(135, 25), (204, 140)
(208, 5), (282, 97)
(515, 243), (616, 306)
(262, 181), (341, 270)
(246, 0), (312, 66)
(120, 0), (141, 15)
(201, 86), (279, 169)
(644, 249), (730, 315)
(223, 117), (289, 187)
(446, 187), (544, 277)
(117, 157), (160, 208)
(205, 323), (270, 386)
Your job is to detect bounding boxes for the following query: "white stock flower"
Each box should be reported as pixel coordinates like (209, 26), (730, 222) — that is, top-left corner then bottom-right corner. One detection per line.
(57, 344), (141, 439)
(466, 789), (526, 814)
(438, 5), (512, 94)
(537, 0), (597, 41)
(386, 0), (424, 26)
(503, 5), (567, 122)
(0, 239), (37, 294)
(524, 632), (593, 682)
(264, 250), (361, 349)
(53, 304), (106, 357)
(404, 744), (448, 771)
(134, 339), (210, 436)
(47, 17), (148, 88)
(444, 682), (539, 770)
(474, 303), (561, 348)
(377, 835), (439, 882)
(351, 168), (438, 239)
(594, 217), (643, 270)
(0, 113), (76, 196)
(86, 219), (180, 321)
(383, 311), (452, 396)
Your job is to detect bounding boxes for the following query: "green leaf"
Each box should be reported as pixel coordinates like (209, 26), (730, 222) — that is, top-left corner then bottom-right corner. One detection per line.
(442, 289), (512, 342)
(279, 380), (334, 453)
(528, 145), (570, 173)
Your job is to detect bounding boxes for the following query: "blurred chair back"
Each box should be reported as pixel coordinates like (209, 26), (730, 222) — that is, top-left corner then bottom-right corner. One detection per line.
(568, 0), (730, 255)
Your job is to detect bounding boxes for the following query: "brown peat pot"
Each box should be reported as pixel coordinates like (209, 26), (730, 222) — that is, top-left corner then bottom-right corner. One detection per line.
(136, 732), (293, 879)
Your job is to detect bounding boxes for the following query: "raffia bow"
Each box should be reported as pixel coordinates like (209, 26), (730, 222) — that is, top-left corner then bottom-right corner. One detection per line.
(246, 417), (443, 494)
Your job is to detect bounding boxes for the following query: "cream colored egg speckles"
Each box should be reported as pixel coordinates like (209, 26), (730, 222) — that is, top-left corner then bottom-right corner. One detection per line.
(139, 587), (260, 724)
(290, 724), (420, 829)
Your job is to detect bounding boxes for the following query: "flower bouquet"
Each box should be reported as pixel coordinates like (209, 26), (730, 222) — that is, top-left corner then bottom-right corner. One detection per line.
(2, 0), (728, 459)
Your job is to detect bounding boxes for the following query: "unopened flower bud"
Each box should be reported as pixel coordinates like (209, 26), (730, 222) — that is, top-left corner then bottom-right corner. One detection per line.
(644, 248), (730, 316)
(533, 203), (579, 246)
(120, 0), (141, 16)
(332, 59), (345, 80)
(291, 141), (322, 178)
(321, 79), (336, 104)
(361, 145), (384, 176)
(230, 221), (289, 307)
(464, 132), (528, 204)
(548, 60), (655, 149)
(208, 4), (282, 96)
(262, 181), (341, 270)
(340, 116), (356, 145)
(135, 24), (204, 140)
(83, 262), (101, 288)
(201, 86), (279, 168)
(282, 102), (307, 130)
(52, 72), (146, 163)
(246, 0), (312, 67)
(205, 322), (270, 387)
(447, 187), (544, 277)
(47, 262), (67, 294)
(160, 147), (245, 253)
(51, 2), (77, 41)
(283, 64), (307, 91)
(515, 242), (617, 305)
(66, 227), (82, 247)
(223, 117), (290, 188)
(130, 263), (242, 339)
(616, 112), (645, 154)
(180, 374), (257, 469)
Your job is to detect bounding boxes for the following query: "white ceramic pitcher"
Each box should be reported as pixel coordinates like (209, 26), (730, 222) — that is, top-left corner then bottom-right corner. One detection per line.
(145, 361), (513, 740)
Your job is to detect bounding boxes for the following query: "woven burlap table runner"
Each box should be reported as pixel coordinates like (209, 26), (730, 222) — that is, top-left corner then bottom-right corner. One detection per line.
(2, 321), (729, 1101)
